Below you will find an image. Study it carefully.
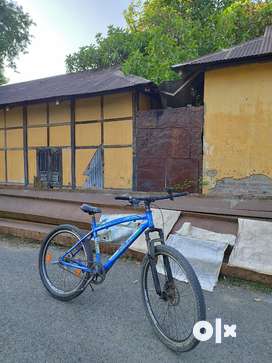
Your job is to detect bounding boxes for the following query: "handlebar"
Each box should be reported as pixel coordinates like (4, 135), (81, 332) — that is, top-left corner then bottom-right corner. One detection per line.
(115, 196), (132, 201)
(115, 191), (188, 207)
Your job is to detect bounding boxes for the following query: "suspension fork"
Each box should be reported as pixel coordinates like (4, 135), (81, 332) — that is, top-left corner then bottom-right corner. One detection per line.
(145, 228), (174, 296)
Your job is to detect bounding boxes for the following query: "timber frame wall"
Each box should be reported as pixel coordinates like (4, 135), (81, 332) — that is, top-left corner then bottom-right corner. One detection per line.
(0, 90), (152, 190)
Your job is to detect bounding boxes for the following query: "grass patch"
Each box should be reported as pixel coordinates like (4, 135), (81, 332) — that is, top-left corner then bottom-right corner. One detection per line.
(219, 275), (272, 294)
(0, 233), (40, 248)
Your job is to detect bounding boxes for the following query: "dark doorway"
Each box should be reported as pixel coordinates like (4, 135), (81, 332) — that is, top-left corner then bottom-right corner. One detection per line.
(37, 148), (62, 187)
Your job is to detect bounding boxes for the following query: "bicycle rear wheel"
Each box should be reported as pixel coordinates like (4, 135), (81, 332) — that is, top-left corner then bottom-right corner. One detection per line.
(141, 245), (206, 352)
(39, 224), (92, 301)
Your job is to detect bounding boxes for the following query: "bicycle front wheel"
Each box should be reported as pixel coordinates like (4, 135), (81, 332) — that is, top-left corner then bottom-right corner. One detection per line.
(39, 224), (92, 301)
(141, 245), (206, 352)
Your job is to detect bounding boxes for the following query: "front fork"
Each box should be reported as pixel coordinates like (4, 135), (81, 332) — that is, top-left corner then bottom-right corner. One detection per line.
(145, 228), (173, 297)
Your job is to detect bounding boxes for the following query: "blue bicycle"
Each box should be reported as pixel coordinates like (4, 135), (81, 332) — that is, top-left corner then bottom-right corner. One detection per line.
(39, 191), (206, 352)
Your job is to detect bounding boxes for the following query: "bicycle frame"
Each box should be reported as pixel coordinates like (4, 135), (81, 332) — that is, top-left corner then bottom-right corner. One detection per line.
(59, 209), (155, 273)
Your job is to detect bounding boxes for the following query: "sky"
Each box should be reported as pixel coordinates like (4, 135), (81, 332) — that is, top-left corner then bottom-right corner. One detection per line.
(5, 0), (132, 84)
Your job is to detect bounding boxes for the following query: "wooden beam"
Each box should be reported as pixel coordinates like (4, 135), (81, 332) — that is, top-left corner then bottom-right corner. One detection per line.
(46, 102), (50, 147)
(161, 71), (201, 97)
(100, 96), (104, 189)
(4, 108), (7, 183)
(23, 105), (29, 187)
(70, 98), (76, 189)
(132, 91), (139, 191)
(75, 145), (132, 150)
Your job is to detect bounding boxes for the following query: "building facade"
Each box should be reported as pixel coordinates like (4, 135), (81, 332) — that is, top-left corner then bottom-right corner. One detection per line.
(173, 26), (272, 197)
(0, 69), (156, 190)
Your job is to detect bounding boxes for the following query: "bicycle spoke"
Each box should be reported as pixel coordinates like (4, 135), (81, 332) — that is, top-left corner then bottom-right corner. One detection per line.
(143, 249), (198, 343)
(42, 229), (89, 294)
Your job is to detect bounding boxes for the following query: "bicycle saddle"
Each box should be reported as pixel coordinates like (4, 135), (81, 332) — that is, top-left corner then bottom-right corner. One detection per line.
(80, 204), (101, 215)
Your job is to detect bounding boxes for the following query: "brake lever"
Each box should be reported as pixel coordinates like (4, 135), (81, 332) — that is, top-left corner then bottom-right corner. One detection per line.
(166, 188), (174, 201)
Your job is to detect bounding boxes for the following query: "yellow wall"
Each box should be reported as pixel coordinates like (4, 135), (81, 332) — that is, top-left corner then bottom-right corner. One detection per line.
(104, 92), (132, 119)
(28, 104), (47, 125)
(50, 125), (70, 146)
(76, 123), (101, 146)
(6, 129), (23, 148)
(5, 107), (22, 127)
(75, 97), (101, 121)
(76, 149), (96, 187)
(28, 127), (47, 147)
(104, 120), (132, 145)
(49, 101), (70, 123)
(0, 151), (5, 181)
(104, 147), (132, 189)
(203, 62), (272, 191)
(1, 91), (141, 189)
(0, 130), (4, 148)
(7, 150), (24, 182)
(75, 92), (134, 189)
(62, 148), (71, 186)
(28, 149), (36, 183)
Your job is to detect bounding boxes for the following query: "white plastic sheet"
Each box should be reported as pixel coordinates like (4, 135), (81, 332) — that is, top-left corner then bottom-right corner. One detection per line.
(229, 219), (272, 275)
(98, 214), (138, 243)
(129, 208), (181, 253)
(165, 234), (228, 291)
(176, 222), (236, 246)
(98, 208), (180, 248)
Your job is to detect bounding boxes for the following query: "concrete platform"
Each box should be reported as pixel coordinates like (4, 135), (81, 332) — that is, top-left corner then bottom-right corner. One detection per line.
(0, 188), (272, 220)
(0, 187), (271, 286)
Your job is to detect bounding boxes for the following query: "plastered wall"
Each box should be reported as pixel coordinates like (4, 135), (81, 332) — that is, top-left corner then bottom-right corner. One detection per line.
(0, 106), (24, 183)
(74, 92), (134, 189)
(203, 62), (272, 196)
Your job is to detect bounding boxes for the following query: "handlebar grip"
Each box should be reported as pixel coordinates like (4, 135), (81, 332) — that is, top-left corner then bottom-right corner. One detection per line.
(173, 192), (189, 197)
(115, 196), (130, 201)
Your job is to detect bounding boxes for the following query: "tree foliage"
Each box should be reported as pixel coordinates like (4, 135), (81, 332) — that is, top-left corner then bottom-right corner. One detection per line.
(0, 0), (34, 84)
(66, 0), (272, 84)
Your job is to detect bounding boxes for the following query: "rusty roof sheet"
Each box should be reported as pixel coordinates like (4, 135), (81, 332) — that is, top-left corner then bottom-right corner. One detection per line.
(0, 68), (152, 106)
(173, 25), (272, 71)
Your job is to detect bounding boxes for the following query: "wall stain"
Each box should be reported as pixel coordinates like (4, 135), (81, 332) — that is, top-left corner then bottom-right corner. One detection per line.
(209, 174), (272, 198)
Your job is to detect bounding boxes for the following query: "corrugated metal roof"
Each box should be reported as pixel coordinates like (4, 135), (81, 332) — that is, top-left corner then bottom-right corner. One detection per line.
(173, 25), (272, 71)
(0, 68), (152, 106)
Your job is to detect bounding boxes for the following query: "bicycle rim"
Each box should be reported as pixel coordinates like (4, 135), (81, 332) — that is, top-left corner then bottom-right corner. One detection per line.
(41, 229), (89, 295)
(142, 249), (200, 345)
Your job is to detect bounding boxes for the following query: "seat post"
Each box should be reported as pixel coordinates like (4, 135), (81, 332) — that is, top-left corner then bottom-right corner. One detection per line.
(91, 214), (96, 227)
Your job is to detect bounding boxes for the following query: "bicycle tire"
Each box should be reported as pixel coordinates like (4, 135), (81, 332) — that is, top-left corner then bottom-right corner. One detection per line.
(39, 224), (93, 301)
(141, 245), (206, 352)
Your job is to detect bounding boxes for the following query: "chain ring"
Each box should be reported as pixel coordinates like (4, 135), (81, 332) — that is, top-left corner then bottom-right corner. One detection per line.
(90, 263), (106, 285)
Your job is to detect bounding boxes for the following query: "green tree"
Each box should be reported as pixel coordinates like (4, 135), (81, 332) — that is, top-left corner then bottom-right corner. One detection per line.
(216, 0), (272, 47)
(66, 26), (133, 72)
(0, 0), (34, 84)
(66, 0), (272, 84)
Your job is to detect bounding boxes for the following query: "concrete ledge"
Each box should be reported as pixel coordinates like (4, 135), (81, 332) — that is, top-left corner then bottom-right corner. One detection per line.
(1, 187), (272, 219)
(0, 218), (271, 287)
(221, 263), (272, 287)
(0, 218), (144, 261)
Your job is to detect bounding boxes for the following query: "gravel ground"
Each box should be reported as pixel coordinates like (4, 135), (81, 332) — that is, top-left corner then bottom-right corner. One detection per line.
(0, 235), (271, 363)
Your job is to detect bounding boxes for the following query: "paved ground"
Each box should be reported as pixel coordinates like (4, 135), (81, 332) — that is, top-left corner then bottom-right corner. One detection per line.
(0, 235), (271, 363)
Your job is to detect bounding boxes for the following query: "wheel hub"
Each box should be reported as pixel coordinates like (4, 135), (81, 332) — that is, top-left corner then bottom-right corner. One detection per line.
(161, 281), (180, 306)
